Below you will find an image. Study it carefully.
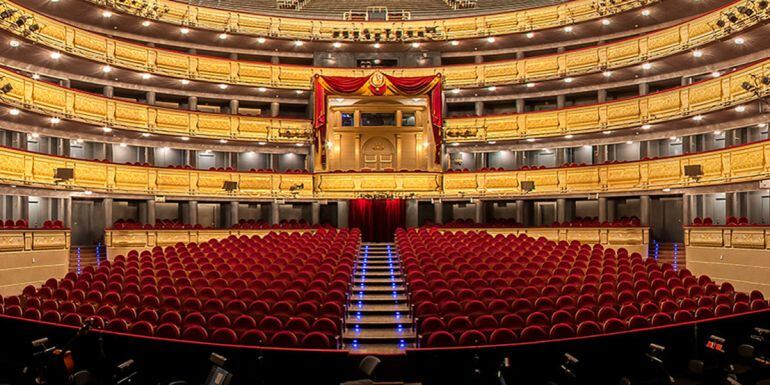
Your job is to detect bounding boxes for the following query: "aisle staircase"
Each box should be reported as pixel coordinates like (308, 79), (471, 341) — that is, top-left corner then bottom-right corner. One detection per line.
(68, 245), (103, 273)
(344, 243), (416, 354)
(650, 241), (686, 270)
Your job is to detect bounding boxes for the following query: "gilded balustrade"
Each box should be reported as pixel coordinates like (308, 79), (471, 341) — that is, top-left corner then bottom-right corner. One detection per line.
(0, 146), (314, 197)
(1, 139), (770, 198)
(445, 57), (770, 141)
(84, 0), (652, 41)
(2, 54), (768, 143)
(0, 67), (311, 142)
(685, 226), (770, 249)
(0, 0), (759, 89)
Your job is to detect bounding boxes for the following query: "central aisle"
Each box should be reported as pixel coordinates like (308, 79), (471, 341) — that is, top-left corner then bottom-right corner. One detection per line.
(343, 242), (416, 354)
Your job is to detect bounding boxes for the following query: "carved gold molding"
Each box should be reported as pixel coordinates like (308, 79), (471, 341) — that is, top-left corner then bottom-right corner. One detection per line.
(106, 228), (315, 249)
(0, 230), (70, 252)
(84, 0), (654, 41)
(0, 67), (310, 143)
(0, 0), (758, 89)
(685, 226), (770, 249)
(1, 139), (770, 198)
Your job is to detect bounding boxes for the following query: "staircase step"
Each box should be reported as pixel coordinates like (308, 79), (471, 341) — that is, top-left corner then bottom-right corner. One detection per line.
(346, 314), (414, 325)
(350, 293), (408, 302)
(347, 303), (411, 313)
(343, 328), (416, 341)
(353, 278), (404, 284)
(354, 271), (399, 278)
(346, 342), (413, 354)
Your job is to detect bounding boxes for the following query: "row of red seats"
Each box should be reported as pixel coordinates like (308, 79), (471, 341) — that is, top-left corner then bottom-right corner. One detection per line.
(396, 228), (766, 347)
(692, 216), (764, 226)
(6, 229), (360, 349)
(0, 219), (64, 230)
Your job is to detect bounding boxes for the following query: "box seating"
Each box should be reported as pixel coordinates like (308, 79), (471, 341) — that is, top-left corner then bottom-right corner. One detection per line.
(5, 229), (359, 349)
(397, 228), (767, 348)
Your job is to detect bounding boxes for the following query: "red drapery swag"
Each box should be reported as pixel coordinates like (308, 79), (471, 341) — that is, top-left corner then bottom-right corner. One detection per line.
(313, 73), (443, 164)
(349, 199), (405, 242)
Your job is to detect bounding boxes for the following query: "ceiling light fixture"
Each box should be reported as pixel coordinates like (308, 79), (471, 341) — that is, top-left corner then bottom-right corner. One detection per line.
(102, 126), (112, 132)
(50, 51), (61, 59)
(180, 27), (189, 34)
(257, 37), (266, 44)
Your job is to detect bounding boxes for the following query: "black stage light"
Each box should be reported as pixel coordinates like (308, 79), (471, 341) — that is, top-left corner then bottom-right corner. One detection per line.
(742, 81), (754, 91)
(758, 0), (768, 9)
(15, 15), (28, 27)
(716, 19), (726, 28)
(762, 76), (770, 85)
(738, 6), (754, 15)
(0, 9), (16, 19)
(726, 12), (739, 22)
(0, 83), (13, 94)
(28, 23), (39, 32)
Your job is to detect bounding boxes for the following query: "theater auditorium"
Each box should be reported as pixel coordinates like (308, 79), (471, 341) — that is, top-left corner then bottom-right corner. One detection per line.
(0, 0), (768, 383)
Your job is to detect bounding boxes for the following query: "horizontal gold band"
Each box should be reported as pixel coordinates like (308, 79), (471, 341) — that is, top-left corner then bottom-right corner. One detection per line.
(0, 139), (768, 198)
(0, 0), (756, 89)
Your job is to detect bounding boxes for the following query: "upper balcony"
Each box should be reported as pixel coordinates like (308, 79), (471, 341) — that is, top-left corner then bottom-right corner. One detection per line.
(0, 0), (762, 90)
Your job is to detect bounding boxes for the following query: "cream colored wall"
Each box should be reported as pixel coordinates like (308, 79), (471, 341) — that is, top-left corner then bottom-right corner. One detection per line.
(687, 247), (770, 296)
(0, 249), (69, 296)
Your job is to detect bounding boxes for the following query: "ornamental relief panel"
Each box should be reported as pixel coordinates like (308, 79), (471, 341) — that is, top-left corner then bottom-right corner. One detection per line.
(688, 82), (722, 107)
(0, 152), (25, 177)
(32, 85), (66, 110)
(155, 52), (189, 72)
(647, 30), (681, 52)
(0, 233), (24, 251)
(688, 230), (725, 247)
(729, 230), (766, 249)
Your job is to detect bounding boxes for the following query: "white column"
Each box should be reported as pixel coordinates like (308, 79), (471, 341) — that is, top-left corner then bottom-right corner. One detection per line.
(337, 200), (349, 228)
(405, 200), (419, 228)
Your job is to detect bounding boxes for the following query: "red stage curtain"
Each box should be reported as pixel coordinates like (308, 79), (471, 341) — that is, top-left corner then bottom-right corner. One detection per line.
(349, 199), (405, 242)
(313, 73), (443, 165)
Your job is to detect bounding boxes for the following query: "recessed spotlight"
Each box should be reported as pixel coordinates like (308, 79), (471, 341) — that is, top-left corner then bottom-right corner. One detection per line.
(713, 130), (722, 135)
(8, 108), (20, 116)
(565, 134), (574, 139)
(670, 136), (678, 141)
(563, 26), (573, 32)
(662, 188), (671, 192)
(295, 143), (304, 147)
(257, 37), (266, 44)
(450, 40), (459, 46)
(332, 42), (341, 48)
(603, 70), (612, 77)
(411, 42), (421, 48)
(487, 86), (497, 91)
(564, 77), (574, 83)
(8, 39), (20, 47)
(181, 136), (190, 141)
(101, 65), (112, 73)
(526, 82), (536, 88)
(219, 139), (228, 144)
(488, 141), (496, 144)
(218, 84), (228, 90)
(641, 9), (651, 16)
(759, 123), (768, 128)
(50, 51), (61, 59)
(102, 10), (112, 17)
(83, 190), (93, 195)
(734, 37), (745, 45)
(525, 32), (535, 39)
(294, 40), (304, 46)
(257, 141), (266, 145)
(218, 33), (228, 40)
(692, 115), (703, 121)
(486, 36), (495, 43)
(451, 142), (460, 147)
(141, 133), (151, 137)
(180, 79), (190, 85)
(451, 88), (461, 94)
(735, 105), (746, 112)
(141, 20), (151, 27)
(601, 18), (611, 25)
(30, 132), (39, 138)
(641, 124), (651, 129)
(711, 71), (721, 78)
(49, 117), (60, 124)
(641, 62), (652, 70)
(31, 73), (40, 80)
(373, 42), (380, 48)
(526, 138), (536, 142)
(102, 126), (112, 132)
(603, 130), (611, 134)
(258, 87), (266, 92)
(141, 73), (151, 80)
(180, 27), (189, 34)
(692, 49), (703, 58)
(295, 90), (304, 94)
(119, 142), (127, 147)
